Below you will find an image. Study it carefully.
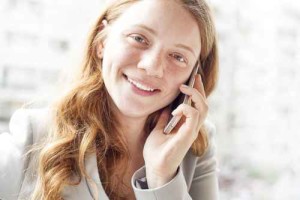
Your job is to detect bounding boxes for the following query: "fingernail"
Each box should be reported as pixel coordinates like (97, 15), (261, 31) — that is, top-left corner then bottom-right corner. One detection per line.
(171, 110), (178, 116)
(180, 84), (188, 89)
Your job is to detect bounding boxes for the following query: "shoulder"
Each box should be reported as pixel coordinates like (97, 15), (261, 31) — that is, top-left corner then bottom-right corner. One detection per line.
(203, 118), (217, 142)
(193, 119), (220, 197)
(185, 118), (217, 161)
(201, 118), (217, 160)
(0, 107), (53, 199)
(9, 106), (53, 144)
(181, 118), (218, 183)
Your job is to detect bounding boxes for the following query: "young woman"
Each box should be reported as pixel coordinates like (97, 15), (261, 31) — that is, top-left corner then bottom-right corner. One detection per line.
(0, 0), (219, 199)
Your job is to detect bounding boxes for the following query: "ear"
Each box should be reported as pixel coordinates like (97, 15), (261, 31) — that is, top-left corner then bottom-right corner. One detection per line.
(97, 20), (108, 59)
(97, 44), (104, 59)
(102, 19), (108, 28)
(98, 19), (108, 33)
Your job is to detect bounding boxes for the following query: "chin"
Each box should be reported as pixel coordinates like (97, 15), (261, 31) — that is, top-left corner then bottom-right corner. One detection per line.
(116, 101), (152, 118)
(119, 107), (150, 119)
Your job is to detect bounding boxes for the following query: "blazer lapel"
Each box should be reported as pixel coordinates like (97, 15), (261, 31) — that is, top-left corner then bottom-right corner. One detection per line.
(62, 147), (109, 200)
(84, 147), (110, 200)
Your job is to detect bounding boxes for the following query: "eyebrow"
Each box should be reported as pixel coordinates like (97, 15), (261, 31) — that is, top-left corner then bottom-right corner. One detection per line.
(131, 24), (197, 57)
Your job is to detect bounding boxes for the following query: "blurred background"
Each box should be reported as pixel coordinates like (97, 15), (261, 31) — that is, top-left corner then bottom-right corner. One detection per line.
(0, 0), (299, 199)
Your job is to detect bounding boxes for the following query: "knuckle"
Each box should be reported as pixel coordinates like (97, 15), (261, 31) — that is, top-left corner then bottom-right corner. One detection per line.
(191, 87), (198, 93)
(180, 103), (187, 110)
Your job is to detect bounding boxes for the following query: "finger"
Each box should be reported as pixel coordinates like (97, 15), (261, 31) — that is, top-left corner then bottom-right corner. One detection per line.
(170, 104), (199, 140)
(179, 85), (207, 111)
(194, 74), (206, 98)
(171, 103), (198, 119)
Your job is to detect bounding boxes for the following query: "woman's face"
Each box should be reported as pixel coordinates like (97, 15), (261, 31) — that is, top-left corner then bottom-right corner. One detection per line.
(101, 0), (201, 118)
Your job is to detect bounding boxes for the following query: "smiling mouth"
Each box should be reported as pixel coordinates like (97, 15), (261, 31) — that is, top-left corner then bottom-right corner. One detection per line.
(123, 74), (160, 93)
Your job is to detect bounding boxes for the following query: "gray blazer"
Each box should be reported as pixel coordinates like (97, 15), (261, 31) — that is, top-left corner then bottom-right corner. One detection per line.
(0, 108), (219, 200)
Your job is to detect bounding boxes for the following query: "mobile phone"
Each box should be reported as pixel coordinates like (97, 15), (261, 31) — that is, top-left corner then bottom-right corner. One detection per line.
(163, 61), (200, 134)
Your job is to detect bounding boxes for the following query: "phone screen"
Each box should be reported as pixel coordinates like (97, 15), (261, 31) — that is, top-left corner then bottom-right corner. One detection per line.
(163, 61), (201, 134)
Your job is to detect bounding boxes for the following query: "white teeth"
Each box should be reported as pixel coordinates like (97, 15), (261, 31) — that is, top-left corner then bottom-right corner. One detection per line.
(127, 77), (156, 92)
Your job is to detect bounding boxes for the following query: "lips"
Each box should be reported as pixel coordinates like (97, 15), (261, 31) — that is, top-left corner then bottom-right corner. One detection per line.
(123, 74), (161, 92)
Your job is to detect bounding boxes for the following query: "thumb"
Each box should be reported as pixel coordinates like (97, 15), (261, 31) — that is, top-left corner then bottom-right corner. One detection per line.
(154, 107), (171, 130)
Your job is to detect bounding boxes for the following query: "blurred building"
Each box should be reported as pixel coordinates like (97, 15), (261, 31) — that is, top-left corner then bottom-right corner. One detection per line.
(0, 0), (104, 131)
(209, 0), (300, 199)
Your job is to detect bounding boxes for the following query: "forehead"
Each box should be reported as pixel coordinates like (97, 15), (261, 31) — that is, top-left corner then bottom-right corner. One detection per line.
(111, 0), (201, 52)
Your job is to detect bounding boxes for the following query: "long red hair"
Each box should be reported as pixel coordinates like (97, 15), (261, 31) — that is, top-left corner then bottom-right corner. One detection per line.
(30, 0), (219, 199)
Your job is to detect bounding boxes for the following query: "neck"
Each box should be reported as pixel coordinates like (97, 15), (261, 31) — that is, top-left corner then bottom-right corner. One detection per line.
(116, 111), (148, 155)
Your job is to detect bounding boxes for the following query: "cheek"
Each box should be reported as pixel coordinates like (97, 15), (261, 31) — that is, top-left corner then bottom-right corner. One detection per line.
(102, 43), (140, 78)
(165, 71), (191, 98)
(109, 37), (141, 65)
(117, 48), (140, 64)
(165, 75), (185, 98)
(168, 69), (190, 86)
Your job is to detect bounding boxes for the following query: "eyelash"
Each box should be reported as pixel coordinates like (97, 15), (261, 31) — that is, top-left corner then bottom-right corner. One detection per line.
(128, 34), (188, 64)
(170, 53), (187, 64)
(129, 34), (148, 45)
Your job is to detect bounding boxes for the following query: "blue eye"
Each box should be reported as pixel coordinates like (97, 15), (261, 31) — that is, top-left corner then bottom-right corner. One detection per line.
(130, 34), (148, 45)
(171, 53), (186, 63)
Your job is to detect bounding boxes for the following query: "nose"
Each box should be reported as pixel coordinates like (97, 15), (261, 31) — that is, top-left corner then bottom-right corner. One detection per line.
(137, 49), (164, 78)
